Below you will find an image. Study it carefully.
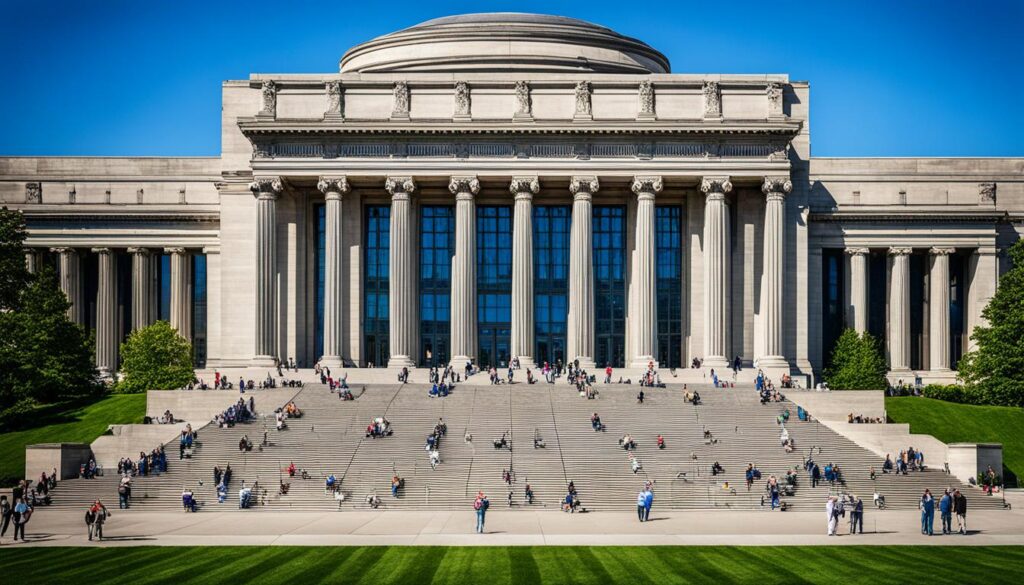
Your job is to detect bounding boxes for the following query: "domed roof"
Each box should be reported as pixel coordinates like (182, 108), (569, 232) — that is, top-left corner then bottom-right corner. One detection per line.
(340, 13), (670, 74)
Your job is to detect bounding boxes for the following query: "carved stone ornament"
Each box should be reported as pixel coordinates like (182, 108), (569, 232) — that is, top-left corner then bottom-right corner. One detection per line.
(317, 176), (350, 196)
(888, 247), (913, 256)
(844, 248), (870, 257)
(766, 82), (784, 117)
(454, 81), (471, 117)
(259, 80), (277, 117)
(448, 176), (481, 199)
(979, 182), (996, 204)
(249, 177), (283, 197)
(392, 81), (410, 117)
(385, 176), (416, 197)
(702, 81), (721, 118)
(325, 81), (343, 119)
(762, 176), (793, 196)
(631, 175), (663, 197)
(929, 247), (956, 256)
(700, 176), (733, 198)
(514, 81), (532, 117)
(569, 175), (600, 197)
(509, 176), (541, 196)
(25, 182), (41, 203)
(574, 81), (592, 118)
(638, 80), (655, 117)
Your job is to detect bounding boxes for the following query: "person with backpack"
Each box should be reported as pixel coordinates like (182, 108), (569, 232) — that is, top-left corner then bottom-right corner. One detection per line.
(86, 500), (109, 541)
(474, 491), (489, 533)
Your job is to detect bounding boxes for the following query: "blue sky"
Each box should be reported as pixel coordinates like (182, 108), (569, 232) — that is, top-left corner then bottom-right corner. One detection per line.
(2, 0), (1021, 157)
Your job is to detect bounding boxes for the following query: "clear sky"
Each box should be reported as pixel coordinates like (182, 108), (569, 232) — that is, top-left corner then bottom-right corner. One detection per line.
(2, 0), (1021, 157)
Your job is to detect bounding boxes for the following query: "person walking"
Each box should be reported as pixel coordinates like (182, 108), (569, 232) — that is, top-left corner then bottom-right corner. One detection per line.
(953, 489), (968, 534)
(86, 500), (109, 541)
(0, 495), (11, 540)
(826, 496), (838, 536)
(643, 484), (654, 521)
(636, 489), (646, 522)
(850, 496), (864, 534)
(12, 497), (30, 541)
(939, 489), (953, 534)
(474, 491), (489, 534)
(920, 489), (935, 535)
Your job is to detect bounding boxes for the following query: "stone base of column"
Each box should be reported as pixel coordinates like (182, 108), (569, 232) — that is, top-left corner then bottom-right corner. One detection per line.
(754, 355), (790, 370)
(920, 369), (957, 384)
(702, 356), (729, 370)
(574, 358), (597, 371)
(252, 355), (277, 368)
(628, 357), (659, 370)
(388, 355), (416, 368)
(97, 367), (113, 381)
(516, 357), (538, 371)
(450, 355), (474, 369)
(320, 356), (344, 370)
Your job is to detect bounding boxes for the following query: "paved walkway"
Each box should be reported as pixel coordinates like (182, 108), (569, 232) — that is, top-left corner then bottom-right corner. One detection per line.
(3, 508), (1020, 547)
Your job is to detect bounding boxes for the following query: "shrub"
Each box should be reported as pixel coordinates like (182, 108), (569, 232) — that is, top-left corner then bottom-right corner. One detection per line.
(921, 384), (977, 405)
(116, 321), (194, 393)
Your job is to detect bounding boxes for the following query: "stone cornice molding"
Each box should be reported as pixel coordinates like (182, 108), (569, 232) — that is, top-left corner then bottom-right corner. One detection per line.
(509, 176), (540, 198)
(844, 247), (870, 256)
(448, 175), (481, 200)
(631, 175), (663, 201)
(700, 176), (732, 201)
(317, 176), (350, 199)
(888, 247), (913, 256)
(569, 176), (599, 200)
(929, 247), (956, 256)
(385, 176), (416, 200)
(249, 177), (283, 199)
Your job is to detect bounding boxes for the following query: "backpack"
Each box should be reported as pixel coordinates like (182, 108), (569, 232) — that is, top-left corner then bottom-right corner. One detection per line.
(482, 498), (489, 511)
(474, 499), (482, 511)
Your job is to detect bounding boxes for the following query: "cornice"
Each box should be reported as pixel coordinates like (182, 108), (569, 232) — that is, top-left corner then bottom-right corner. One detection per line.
(810, 206), (1007, 224)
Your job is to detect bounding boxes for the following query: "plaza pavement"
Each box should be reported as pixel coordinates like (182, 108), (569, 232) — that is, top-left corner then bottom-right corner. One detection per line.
(2, 508), (1021, 547)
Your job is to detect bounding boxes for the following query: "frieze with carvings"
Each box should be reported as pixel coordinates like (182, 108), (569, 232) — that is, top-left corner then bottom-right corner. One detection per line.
(25, 182), (41, 203)
(259, 80), (277, 118)
(249, 138), (793, 161)
(324, 81), (344, 119)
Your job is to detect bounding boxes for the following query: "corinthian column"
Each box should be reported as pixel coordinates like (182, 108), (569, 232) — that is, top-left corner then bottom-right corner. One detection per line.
(24, 249), (40, 273)
(929, 248), (955, 371)
(93, 248), (118, 378)
(846, 247), (870, 333)
(510, 176), (540, 370)
(249, 176), (282, 366)
(318, 176), (350, 368)
(701, 176), (732, 370)
(52, 247), (82, 324)
(386, 176), (417, 368)
(450, 175), (481, 367)
(166, 247), (192, 341)
(128, 247), (152, 331)
(567, 176), (598, 370)
(888, 247), (913, 372)
(758, 176), (792, 369)
(628, 175), (662, 368)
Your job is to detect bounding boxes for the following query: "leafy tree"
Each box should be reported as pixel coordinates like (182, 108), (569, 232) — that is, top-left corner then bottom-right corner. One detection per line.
(0, 267), (100, 427)
(824, 329), (888, 390)
(957, 239), (1024, 407)
(0, 207), (31, 310)
(116, 321), (194, 393)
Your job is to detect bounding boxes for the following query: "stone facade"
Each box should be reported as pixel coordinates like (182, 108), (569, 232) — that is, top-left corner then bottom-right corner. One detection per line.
(1, 13), (1021, 382)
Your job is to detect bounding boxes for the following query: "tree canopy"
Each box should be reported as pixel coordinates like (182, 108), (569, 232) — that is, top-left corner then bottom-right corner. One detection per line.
(824, 328), (888, 390)
(116, 321), (194, 393)
(957, 239), (1024, 407)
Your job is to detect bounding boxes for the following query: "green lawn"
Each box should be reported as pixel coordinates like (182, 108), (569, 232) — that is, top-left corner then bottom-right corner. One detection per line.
(0, 393), (146, 486)
(886, 396), (1024, 486)
(0, 546), (1020, 584)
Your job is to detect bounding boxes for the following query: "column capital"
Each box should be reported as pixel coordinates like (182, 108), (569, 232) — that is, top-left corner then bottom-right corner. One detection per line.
(929, 247), (956, 256)
(700, 176), (732, 200)
(509, 176), (540, 198)
(762, 176), (793, 199)
(91, 247), (113, 255)
(249, 177), (283, 199)
(631, 175), (663, 200)
(449, 175), (481, 200)
(569, 176), (599, 200)
(975, 246), (998, 256)
(317, 176), (350, 199)
(50, 246), (76, 255)
(844, 247), (870, 256)
(127, 247), (151, 256)
(164, 247), (187, 255)
(385, 176), (416, 200)
(888, 247), (913, 256)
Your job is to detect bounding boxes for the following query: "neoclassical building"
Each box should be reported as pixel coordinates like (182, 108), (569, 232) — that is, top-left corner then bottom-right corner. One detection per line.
(2, 14), (1021, 383)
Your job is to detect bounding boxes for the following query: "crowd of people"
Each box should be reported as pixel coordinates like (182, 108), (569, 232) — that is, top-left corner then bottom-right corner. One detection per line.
(882, 447), (925, 475)
(847, 413), (884, 424)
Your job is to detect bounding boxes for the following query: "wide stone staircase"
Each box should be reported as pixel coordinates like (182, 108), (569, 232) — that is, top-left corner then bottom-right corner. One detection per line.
(43, 381), (1004, 513)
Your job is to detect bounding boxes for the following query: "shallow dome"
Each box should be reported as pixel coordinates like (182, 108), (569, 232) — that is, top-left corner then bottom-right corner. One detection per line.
(340, 13), (670, 74)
